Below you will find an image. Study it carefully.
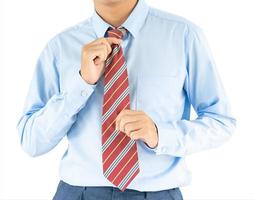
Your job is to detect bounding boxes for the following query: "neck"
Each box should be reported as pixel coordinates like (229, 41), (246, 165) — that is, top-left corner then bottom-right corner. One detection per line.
(94, 0), (138, 28)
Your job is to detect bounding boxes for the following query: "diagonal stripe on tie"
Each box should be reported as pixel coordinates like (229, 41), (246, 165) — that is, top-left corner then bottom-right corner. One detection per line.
(103, 70), (128, 103)
(101, 27), (140, 191)
(102, 102), (130, 137)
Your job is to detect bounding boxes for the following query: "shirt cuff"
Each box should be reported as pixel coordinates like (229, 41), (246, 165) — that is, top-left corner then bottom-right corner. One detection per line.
(63, 69), (97, 117)
(147, 121), (182, 155)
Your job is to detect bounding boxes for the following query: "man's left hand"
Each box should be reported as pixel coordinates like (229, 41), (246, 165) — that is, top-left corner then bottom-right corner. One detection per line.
(115, 109), (158, 148)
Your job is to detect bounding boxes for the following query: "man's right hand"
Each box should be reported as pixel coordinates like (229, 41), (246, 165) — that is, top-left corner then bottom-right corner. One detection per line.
(80, 37), (122, 85)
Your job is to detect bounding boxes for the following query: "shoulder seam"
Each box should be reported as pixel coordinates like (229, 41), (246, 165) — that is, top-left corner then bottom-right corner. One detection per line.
(147, 7), (203, 34)
(148, 8), (188, 26)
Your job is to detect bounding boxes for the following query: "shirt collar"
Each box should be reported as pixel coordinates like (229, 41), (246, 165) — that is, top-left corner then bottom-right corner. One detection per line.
(91, 0), (149, 38)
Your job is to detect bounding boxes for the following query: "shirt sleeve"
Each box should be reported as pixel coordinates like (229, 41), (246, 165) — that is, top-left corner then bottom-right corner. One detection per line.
(150, 25), (236, 157)
(17, 38), (96, 157)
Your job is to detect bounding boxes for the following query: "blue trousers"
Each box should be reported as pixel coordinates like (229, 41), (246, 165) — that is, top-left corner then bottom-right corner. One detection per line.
(53, 180), (183, 200)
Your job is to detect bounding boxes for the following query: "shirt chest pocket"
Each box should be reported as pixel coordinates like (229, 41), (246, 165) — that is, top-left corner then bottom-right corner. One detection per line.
(136, 74), (185, 122)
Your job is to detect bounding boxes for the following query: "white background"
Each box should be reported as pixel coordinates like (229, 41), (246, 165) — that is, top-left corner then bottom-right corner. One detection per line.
(1, 0), (253, 199)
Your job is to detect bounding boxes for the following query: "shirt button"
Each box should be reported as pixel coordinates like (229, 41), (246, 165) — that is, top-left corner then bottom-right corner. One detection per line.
(52, 98), (57, 103)
(161, 147), (168, 153)
(81, 90), (87, 97)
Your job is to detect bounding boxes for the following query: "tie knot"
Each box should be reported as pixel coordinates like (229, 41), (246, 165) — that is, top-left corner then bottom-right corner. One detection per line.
(107, 27), (126, 39)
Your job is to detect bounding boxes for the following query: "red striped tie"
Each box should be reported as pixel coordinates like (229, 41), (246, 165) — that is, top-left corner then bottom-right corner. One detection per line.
(101, 27), (140, 191)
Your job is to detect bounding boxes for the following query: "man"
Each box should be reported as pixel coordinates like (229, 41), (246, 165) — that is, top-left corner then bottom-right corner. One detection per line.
(17, 0), (236, 199)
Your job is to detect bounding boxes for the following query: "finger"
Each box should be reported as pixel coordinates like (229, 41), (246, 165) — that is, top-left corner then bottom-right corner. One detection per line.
(93, 52), (107, 65)
(105, 37), (122, 46)
(118, 115), (144, 133)
(117, 109), (143, 119)
(124, 121), (144, 136)
(90, 44), (108, 59)
(116, 109), (142, 123)
(90, 39), (112, 57)
(94, 57), (102, 65)
(116, 112), (143, 131)
(116, 110), (144, 130)
(100, 39), (112, 56)
(89, 46), (108, 64)
(92, 54), (105, 65)
(91, 37), (121, 45)
(91, 37), (122, 54)
(129, 129), (145, 140)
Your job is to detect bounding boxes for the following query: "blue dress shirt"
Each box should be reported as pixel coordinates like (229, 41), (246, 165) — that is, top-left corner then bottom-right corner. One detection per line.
(17, 0), (236, 191)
